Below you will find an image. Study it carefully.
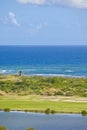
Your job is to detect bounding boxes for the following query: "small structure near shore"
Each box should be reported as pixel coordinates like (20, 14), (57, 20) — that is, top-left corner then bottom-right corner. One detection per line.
(18, 70), (22, 76)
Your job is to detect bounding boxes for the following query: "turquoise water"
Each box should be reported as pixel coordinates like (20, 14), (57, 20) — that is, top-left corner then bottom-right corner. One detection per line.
(0, 111), (87, 130)
(0, 45), (87, 77)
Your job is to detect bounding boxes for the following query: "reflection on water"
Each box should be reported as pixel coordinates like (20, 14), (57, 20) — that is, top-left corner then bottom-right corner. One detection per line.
(0, 111), (87, 130)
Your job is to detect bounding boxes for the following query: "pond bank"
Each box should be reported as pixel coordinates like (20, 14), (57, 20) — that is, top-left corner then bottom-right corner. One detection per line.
(0, 95), (87, 114)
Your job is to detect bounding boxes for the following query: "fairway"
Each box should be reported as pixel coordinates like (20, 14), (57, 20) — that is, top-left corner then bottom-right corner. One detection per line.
(0, 95), (87, 113)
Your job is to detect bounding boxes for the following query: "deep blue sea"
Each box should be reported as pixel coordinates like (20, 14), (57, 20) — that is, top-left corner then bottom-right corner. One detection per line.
(0, 45), (87, 77)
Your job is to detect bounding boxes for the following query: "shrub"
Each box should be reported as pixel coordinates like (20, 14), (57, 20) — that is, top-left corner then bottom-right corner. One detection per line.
(45, 108), (50, 114)
(4, 108), (10, 112)
(54, 91), (63, 96)
(51, 110), (56, 114)
(0, 126), (7, 130)
(64, 91), (74, 96)
(81, 110), (87, 116)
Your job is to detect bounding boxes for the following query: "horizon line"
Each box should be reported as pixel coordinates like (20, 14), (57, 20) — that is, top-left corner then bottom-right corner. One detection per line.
(0, 44), (87, 46)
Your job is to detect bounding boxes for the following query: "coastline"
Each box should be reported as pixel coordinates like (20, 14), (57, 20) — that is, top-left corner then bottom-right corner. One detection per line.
(0, 68), (87, 78)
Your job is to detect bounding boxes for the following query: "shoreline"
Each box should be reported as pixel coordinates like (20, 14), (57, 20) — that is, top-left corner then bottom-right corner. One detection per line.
(0, 72), (87, 78)
(0, 95), (87, 115)
(0, 109), (81, 115)
(0, 108), (82, 115)
(0, 106), (87, 116)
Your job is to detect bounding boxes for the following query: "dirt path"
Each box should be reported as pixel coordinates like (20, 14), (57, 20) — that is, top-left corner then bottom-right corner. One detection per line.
(39, 96), (87, 102)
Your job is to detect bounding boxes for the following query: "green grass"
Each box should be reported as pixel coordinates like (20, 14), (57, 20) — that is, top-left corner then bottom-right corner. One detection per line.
(0, 96), (87, 113)
(0, 75), (87, 114)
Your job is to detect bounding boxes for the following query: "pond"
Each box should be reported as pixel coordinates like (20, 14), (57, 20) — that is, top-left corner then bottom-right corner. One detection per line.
(0, 111), (87, 130)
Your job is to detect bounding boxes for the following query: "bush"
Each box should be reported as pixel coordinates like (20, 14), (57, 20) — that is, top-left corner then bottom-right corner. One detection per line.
(54, 91), (63, 96)
(51, 110), (56, 114)
(0, 126), (7, 130)
(45, 108), (50, 114)
(4, 108), (10, 112)
(64, 91), (74, 96)
(81, 110), (87, 116)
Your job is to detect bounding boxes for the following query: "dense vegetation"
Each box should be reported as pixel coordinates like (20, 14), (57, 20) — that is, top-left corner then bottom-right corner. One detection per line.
(0, 74), (87, 97)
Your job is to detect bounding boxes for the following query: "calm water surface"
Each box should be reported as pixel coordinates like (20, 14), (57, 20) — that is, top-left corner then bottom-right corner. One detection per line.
(0, 111), (87, 130)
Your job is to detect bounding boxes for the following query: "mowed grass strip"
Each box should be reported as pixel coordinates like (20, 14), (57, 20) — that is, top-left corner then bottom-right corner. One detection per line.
(0, 96), (87, 113)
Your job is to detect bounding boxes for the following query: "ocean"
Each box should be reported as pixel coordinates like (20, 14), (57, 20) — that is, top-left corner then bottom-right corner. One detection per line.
(0, 45), (87, 77)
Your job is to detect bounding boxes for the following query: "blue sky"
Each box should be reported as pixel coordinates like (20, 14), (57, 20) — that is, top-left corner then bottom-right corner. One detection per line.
(0, 0), (87, 45)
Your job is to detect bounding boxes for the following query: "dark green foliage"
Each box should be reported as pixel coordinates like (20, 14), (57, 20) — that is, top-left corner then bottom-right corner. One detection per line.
(0, 74), (87, 96)
(81, 110), (87, 116)
(4, 108), (10, 112)
(45, 108), (56, 114)
(51, 110), (56, 114)
(45, 108), (50, 114)
(54, 91), (63, 96)
(0, 126), (7, 130)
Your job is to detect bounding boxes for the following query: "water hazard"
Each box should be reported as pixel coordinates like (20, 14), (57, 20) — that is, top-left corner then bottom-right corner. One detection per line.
(0, 111), (87, 130)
